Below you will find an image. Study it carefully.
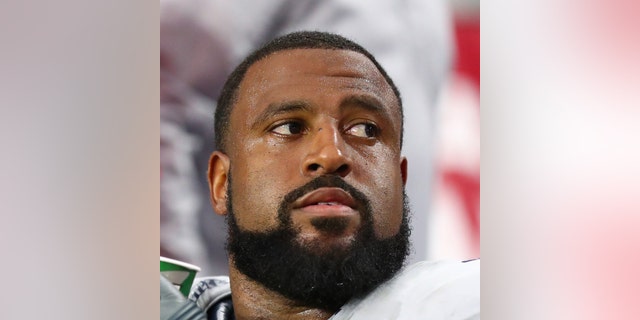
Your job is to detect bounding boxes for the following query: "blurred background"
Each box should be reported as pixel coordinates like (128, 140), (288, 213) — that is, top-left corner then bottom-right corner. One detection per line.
(160, 0), (480, 275)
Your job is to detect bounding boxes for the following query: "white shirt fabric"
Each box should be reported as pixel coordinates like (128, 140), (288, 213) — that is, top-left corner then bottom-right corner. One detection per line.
(331, 260), (480, 320)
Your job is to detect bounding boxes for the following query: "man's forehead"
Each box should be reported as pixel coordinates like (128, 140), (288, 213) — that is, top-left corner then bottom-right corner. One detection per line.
(237, 48), (399, 113)
(247, 48), (380, 77)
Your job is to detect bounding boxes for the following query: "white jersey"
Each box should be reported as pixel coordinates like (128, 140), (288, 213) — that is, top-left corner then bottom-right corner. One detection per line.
(330, 260), (480, 320)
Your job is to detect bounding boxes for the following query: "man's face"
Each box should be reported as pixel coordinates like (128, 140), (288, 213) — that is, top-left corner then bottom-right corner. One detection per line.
(208, 48), (409, 309)
(214, 48), (406, 242)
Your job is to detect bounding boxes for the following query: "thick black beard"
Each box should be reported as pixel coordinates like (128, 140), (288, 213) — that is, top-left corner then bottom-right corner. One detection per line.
(226, 175), (411, 312)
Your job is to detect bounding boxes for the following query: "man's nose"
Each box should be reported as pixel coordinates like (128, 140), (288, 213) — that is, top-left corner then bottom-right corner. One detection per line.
(301, 126), (353, 177)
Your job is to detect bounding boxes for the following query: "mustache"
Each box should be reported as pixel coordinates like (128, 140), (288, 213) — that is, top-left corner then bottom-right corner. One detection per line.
(278, 175), (373, 224)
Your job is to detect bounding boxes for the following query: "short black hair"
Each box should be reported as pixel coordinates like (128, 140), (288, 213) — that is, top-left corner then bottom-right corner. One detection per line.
(214, 31), (403, 152)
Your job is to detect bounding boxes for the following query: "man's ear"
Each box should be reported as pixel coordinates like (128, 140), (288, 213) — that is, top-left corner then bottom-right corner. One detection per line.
(207, 151), (230, 216)
(400, 156), (408, 186)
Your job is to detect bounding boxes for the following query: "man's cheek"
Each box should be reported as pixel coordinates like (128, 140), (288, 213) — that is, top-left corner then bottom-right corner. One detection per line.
(239, 174), (288, 228)
(371, 189), (404, 238)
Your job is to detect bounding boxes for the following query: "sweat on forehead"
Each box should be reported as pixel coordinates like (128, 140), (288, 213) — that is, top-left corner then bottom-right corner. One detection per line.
(214, 31), (403, 153)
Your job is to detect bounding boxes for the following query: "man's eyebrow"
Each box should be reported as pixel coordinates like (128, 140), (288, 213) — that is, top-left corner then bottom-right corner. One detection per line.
(251, 101), (312, 128)
(339, 95), (393, 118)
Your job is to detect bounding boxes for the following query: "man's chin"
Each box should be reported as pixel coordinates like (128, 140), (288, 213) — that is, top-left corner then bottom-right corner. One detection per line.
(295, 234), (357, 256)
(293, 216), (360, 252)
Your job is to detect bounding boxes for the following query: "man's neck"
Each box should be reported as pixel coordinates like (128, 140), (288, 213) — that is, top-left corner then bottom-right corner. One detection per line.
(228, 264), (335, 320)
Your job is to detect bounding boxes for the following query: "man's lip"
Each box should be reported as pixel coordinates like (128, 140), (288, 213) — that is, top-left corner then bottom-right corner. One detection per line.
(293, 187), (357, 209)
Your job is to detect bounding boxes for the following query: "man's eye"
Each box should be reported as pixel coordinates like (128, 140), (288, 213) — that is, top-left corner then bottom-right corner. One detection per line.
(347, 123), (379, 138)
(271, 121), (305, 135)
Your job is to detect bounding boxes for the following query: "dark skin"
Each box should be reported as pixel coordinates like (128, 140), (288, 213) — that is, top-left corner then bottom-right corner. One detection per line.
(208, 48), (408, 319)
